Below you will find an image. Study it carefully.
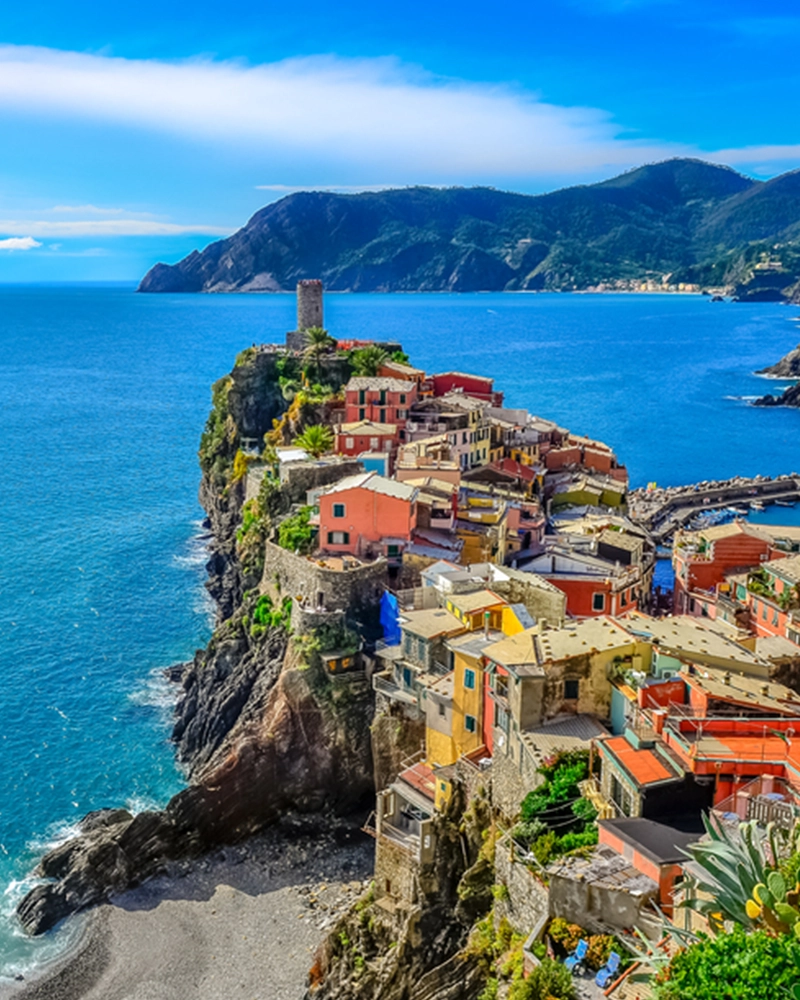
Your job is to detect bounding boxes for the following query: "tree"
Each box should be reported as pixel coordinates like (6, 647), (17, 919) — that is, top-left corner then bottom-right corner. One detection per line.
(350, 345), (389, 377)
(295, 424), (334, 459)
(303, 326), (336, 382)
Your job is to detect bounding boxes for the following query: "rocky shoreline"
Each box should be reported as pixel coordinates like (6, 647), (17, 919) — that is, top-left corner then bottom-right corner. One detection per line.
(754, 342), (800, 408)
(3, 824), (373, 1000)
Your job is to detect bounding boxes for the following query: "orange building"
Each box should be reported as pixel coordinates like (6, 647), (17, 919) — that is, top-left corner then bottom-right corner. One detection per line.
(672, 522), (773, 614)
(317, 472), (418, 560)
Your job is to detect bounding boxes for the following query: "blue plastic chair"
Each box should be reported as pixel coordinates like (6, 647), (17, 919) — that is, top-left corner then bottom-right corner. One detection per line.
(595, 951), (621, 988)
(564, 938), (588, 973)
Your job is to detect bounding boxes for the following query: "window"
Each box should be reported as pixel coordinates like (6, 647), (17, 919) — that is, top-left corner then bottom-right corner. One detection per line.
(762, 604), (768, 621)
(462, 432), (468, 443)
(464, 668), (476, 690)
(397, 408), (407, 419)
(403, 666), (412, 688)
(327, 530), (349, 545)
(564, 678), (580, 700)
(592, 592), (606, 612)
(387, 544), (400, 557)
(400, 394), (406, 404)
(438, 701), (446, 717)
(345, 437), (354, 449)
(465, 714), (476, 733)
(379, 389), (387, 405)
(379, 409), (386, 423)
(359, 408), (365, 420)
(358, 389), (366, 405)
(404, 634), (412, 656)
(773, 609), (779, 626)
(332, 503), (345, 518)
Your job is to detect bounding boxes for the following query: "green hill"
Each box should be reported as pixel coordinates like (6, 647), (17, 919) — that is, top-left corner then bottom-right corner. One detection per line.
(138, 159), (800, 300)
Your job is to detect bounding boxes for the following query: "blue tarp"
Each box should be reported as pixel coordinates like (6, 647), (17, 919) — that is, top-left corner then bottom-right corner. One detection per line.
(380, 591), (401, 645)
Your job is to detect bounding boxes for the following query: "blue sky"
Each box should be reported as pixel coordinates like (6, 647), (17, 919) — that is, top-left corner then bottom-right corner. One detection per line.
(2, 0), (800, 280)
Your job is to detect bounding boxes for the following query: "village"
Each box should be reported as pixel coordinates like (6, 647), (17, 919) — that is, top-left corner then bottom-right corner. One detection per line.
(242, 282), (800, 999)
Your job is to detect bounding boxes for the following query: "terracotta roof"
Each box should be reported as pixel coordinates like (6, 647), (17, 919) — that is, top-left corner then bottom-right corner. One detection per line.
(603, 736), (679, 787)
(399, 761), (436, 802)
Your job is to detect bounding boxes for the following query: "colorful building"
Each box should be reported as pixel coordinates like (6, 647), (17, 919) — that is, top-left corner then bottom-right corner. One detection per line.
(343, 376), (418, 428)
(672, 521), (774, 614)
(317, 472), (418, 559)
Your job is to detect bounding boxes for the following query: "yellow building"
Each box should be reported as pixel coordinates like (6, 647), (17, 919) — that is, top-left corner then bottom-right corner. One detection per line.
(424, 597), (531, 774)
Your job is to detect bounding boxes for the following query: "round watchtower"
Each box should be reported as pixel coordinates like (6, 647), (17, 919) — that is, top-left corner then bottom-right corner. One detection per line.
(297, 279), (323, 331)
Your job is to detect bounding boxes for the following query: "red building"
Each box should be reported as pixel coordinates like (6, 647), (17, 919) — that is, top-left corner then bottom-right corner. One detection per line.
(431, 371), (504, 406)
(336, 420), (399, 467)
(672, 521), (773, 614)
(344, 376), (418, 428)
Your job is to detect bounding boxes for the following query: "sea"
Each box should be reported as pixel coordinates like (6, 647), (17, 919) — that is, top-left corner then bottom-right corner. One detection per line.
(1, 285), (800, 979)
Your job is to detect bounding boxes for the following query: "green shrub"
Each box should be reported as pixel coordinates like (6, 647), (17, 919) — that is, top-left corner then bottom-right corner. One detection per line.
(249, 594), (292, 635)
(508, 958), (575, 1000)
(478, 978), (498, 1000)
(548, 918), (583, 955)
(277, 506), (315, 554)
(653, 926), (800, 1000)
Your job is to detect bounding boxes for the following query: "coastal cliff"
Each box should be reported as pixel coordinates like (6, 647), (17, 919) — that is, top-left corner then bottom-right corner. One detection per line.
(16, 343), (381, 936)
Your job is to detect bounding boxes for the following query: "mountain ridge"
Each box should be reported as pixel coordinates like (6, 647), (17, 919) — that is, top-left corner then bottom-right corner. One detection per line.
(138, 159), (800, 299)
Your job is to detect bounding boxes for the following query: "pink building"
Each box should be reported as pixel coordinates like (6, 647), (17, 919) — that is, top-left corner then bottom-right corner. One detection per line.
(343, 377), (418, 429)
(318, 472), (418, 560)
(336, 420), (399, 470)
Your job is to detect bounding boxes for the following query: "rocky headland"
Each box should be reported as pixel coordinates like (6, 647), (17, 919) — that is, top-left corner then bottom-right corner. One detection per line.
(754, 343), (800, 407)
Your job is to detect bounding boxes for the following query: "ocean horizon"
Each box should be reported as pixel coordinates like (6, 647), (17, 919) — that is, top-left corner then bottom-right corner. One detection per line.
(1, 286), (799, 980)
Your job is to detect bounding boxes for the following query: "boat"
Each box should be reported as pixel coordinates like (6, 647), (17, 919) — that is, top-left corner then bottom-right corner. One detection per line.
(775, 499), (796, 507)
(750, 500), (765, 511)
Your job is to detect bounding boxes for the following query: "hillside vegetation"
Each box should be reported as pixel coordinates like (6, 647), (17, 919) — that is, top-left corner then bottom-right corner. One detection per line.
(139, 159), (800, 301)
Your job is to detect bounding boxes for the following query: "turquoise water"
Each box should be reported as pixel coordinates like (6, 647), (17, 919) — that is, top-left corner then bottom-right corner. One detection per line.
(1, 287), (799, 977)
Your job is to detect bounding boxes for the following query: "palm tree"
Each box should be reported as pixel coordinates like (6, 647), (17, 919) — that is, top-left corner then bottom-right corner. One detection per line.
(350, 345), (389, 377)
(295, 424), (334, 459)
(303, 327), (336, 383)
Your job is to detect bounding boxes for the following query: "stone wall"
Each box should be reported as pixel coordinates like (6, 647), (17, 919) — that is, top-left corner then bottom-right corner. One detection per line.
(282, 458), (364, 503)
(375, 834), (417, 906)
(489, 740), (532, 820)
(261, 541), (388, 627)
(491, 566), (566, 627)
(493, 833), (549, 935)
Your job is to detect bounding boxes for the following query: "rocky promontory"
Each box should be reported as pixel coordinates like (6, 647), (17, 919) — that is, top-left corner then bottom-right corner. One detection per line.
(17, 343), (379, 937)
(754, 382), (800, 408)
(756, 343), (800, 379)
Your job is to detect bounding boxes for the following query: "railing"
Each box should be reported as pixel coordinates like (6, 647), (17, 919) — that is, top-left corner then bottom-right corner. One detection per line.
(372, 672), (418, 706)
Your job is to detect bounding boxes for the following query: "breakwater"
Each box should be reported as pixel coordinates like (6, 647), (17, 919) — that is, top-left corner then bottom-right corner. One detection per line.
(629, 474), (800, 543)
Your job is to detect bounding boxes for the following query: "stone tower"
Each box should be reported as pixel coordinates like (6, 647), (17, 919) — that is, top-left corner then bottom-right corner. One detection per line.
(287, 280), (324, 350)
(297, 279), (323, 332)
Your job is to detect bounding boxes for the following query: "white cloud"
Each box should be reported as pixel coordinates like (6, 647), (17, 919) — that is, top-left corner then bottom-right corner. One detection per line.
(0, 45), (685, 179)
(0, 218), (230, 237)
(0, 236), (41, 251)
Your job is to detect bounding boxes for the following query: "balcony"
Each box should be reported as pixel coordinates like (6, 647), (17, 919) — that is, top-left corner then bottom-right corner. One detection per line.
(713, 776), (800, 831)
(372, 670), (418, 706)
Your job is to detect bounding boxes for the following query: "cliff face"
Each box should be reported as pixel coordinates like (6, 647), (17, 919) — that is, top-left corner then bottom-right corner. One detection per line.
(16, 346), (373, 937)
(137, 159), (793, 295)
(306, 790), (493, 1000)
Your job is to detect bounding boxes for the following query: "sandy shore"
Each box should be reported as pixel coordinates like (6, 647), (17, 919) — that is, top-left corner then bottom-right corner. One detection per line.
(1, 822), (373, 1000)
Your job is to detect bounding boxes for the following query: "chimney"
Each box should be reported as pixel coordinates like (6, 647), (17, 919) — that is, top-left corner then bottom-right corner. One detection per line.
(723, 671), (731, 685)
(484, 610), (490, 639)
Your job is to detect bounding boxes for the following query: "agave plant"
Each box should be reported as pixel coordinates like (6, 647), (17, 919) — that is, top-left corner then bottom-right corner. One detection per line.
(294, 424), (334, 459)
(679, 813), (791, 933)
